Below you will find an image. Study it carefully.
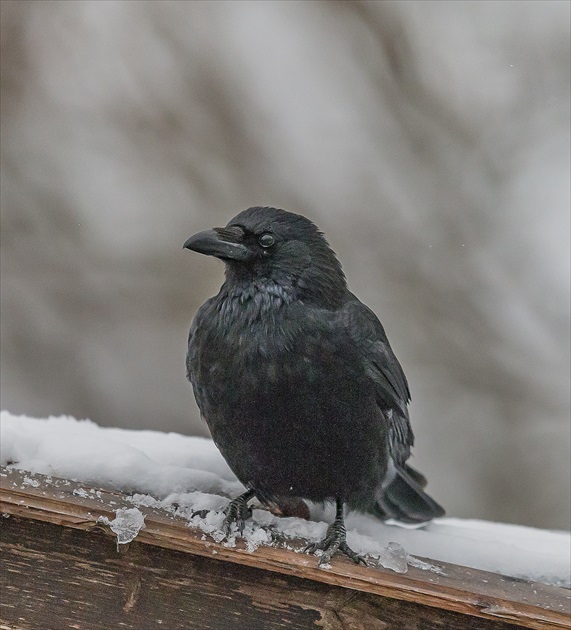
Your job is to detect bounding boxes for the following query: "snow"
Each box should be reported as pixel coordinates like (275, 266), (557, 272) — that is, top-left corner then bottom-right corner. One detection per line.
(1, 411), (569, 587)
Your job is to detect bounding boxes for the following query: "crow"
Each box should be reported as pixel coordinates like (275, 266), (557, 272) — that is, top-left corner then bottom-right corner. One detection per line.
(184, 206), (444, 565)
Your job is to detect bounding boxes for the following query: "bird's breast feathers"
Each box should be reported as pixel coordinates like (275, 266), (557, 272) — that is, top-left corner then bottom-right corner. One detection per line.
(191, 286), (359, 385)
(200, 285), (309, 350)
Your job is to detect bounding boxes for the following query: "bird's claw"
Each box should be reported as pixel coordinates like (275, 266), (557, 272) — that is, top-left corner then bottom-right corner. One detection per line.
(339, 541), (368, 566)
(304, 521), (368, 567)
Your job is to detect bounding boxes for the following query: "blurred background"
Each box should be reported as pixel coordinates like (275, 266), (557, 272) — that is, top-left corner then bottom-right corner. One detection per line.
(1, 0), (569, 530)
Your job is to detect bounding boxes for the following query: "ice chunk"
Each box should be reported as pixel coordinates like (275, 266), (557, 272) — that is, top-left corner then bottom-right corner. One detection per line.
(378, 542), (408, 573)
(407, 555), (446, 575)
(127, 493), (161, 508)
(22, 476), (40, 488)
(99, 507), (146, 548)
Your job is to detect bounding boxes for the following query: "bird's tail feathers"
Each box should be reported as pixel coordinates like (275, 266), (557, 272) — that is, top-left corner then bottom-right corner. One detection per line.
(402, 463), (428, 488)
(374, 465), (444, 525)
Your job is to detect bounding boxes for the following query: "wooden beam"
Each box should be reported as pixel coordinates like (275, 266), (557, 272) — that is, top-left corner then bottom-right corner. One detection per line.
(1, 467), (569, 629)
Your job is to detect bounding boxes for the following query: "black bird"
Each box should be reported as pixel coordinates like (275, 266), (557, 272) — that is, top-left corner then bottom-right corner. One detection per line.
(184, 207), (444, 565)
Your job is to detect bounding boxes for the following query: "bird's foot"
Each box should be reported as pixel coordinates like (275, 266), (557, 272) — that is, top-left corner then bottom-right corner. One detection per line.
(222, 490), (254, 538)
(304, 519), (368, 567)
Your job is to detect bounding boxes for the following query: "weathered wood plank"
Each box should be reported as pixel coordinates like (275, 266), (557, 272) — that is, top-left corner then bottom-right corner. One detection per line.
(1, 467), (569, 629)
(1, 516), (522, 630)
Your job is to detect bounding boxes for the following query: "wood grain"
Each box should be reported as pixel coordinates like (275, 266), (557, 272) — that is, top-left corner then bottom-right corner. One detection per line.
(1, 516), (523, 630)
(1, 467), (569, 630)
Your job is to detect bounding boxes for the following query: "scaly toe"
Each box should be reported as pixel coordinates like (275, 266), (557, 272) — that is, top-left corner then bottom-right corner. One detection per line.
(303, 541), (320, 554)
(222, 497), (252, 538)
(339, 541), (368, 566)
(305, 524), (369, 567)
(303, 532), (334, 555)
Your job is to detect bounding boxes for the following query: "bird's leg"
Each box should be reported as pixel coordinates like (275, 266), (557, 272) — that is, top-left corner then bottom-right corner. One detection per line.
(304, 499), (368, 567)
(222, 488), (255, 537)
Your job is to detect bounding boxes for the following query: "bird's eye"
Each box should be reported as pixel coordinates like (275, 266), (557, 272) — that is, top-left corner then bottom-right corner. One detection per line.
(258, 233), (275, 248)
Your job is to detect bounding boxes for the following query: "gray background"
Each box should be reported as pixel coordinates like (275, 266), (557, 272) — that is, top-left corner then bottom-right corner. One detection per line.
(1, 0), (569, 529)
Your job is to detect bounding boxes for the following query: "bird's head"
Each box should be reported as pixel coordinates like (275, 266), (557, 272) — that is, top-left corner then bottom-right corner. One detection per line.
(184, 207), (347, 307)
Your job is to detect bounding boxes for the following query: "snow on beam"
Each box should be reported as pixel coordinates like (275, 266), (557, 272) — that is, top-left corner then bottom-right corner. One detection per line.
(1, 467), (569, 630)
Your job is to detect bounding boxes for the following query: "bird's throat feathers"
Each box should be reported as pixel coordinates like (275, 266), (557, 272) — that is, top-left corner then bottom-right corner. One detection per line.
(220, 281), (294, 319)
(222, 246), (347, 310)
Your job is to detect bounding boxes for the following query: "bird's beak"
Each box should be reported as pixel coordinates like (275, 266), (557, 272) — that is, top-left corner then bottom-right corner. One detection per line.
(183, 229), (250, 261)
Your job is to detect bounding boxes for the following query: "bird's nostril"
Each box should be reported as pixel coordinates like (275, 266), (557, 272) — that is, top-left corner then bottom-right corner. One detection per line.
(213, 226), (245, 243)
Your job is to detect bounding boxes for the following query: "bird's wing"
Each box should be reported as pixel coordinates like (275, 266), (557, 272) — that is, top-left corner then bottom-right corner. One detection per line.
(186, 297), (216, 415)
(338, 296), (413, 465)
